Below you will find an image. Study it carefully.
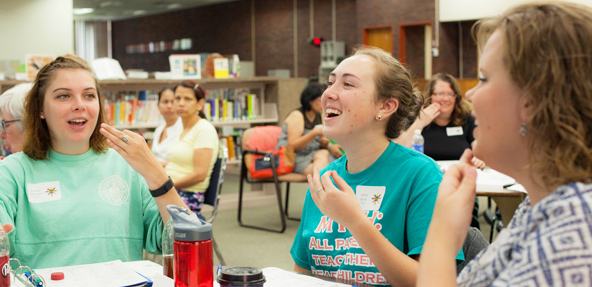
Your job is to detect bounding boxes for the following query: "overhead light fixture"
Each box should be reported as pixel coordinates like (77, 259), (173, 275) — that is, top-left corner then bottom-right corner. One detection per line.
(73, 8), (94, 15)
(132, 10), (147, 16)
(167, 3), (182, 9)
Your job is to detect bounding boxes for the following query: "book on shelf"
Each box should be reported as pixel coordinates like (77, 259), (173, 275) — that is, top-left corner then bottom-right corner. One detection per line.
(169, 54), (201, 79)
(92, 58), (126, 80)
(202, 88), (258, 122)
(103, 90), (160, 127)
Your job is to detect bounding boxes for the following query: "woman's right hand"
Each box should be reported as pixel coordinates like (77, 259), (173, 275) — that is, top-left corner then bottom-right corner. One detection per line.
(417, 103), (441, 128)
(308, 167), (366, 229)
(431, 149), (478, 250)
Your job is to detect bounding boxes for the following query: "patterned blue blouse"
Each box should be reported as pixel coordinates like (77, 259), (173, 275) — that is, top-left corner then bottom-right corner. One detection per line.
(458, 182), (592, 286)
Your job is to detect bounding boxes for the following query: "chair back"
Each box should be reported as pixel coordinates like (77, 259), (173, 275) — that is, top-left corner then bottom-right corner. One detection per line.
(457, 227), (489, 273)
(203, 156), (225, 223)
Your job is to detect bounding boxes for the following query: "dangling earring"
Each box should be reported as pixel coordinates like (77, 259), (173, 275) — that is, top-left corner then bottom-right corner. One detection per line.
(520, 122), (527, 136)
(376, 113), (382, 120)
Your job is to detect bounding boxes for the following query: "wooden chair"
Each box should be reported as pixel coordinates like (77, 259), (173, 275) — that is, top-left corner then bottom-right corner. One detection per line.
(237, 126), (307, 233)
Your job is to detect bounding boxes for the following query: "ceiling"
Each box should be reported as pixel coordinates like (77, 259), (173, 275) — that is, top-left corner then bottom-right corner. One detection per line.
(73, 0), (239, 21)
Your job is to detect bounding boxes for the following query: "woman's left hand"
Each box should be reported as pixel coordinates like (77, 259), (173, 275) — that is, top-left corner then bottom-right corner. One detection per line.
(308, 167), (366, 230)
(471, 156), (486, 169)
(100, 123), (167, 187)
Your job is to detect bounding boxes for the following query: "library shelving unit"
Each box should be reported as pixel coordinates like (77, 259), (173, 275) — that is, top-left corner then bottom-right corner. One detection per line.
(0, 77), (307, 129)
(0, 77), (308, 164)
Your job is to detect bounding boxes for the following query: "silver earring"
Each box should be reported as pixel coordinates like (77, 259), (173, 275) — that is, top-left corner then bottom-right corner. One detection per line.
(520, 122), (527, 136)
(376, 113), (382, 120)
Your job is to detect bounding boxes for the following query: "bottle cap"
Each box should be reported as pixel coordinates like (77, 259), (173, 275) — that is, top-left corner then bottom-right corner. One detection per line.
(217, 267), (266, 286)
(167, 204), (213, 242)
(51, 272), (65, 280)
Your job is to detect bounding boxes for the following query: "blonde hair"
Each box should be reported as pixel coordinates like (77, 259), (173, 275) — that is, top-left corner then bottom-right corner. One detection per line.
(23, 54), (108, 160)
(423, 73), (471, 126)
(352, 45), (422, 139)
(475, 2), (592, 186)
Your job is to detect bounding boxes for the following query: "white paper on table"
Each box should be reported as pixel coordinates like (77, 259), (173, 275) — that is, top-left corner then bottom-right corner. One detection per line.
(476, 168), (516, 192)
(255, 267), (352, 287)
(32, 260), (148, 287)
(122, 260), (163, 282)
(152, 273), (174, 287)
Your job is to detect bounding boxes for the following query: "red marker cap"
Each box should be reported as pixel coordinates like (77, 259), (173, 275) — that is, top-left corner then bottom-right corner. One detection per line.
(51, 272), (65, 280)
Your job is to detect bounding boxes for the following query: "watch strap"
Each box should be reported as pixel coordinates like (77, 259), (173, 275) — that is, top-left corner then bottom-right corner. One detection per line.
(150, 176), (174, 198)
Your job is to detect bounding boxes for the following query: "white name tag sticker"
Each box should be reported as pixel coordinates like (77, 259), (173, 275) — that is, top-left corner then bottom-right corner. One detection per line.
(446, 126), (463, 136)
(356, 185), (386, 211)
(26, 181), (62, 203)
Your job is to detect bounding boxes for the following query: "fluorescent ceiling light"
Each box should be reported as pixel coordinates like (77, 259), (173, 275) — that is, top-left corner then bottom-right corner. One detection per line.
(73, 8), (94, 15)
(167, 3), (182, 9)
(132, 10), (147, 15)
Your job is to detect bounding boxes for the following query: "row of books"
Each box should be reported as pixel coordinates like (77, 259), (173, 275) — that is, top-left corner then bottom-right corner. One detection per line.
(219, 134), (243, 162)
(204, 93), (258, 122)
(102, 88), (260, 127)
(103, 94), (161, 126)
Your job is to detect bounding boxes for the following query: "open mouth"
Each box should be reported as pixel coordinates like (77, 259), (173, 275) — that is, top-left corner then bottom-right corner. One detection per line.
(325, 108), (342, 118)
(68, 119), (87, 126)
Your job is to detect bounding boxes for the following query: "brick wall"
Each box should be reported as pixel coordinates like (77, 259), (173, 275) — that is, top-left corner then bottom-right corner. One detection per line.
(112, 0), (476, 79)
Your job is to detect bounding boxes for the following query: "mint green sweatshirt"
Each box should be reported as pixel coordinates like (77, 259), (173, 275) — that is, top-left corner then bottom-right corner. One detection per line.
(0, 148), (163, 268)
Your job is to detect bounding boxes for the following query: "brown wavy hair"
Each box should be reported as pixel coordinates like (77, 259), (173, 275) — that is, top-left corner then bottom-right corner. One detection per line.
(423, 72), (471, 126)
(352, 45), (422, 139)
(23, 54), (108, 160)
(474, 2), (592, 187)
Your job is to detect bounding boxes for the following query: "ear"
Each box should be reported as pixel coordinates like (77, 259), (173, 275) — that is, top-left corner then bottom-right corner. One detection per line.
(197, 98), (206, 109)
(518, 95), (530, 122)
(379, 98), (399, 119)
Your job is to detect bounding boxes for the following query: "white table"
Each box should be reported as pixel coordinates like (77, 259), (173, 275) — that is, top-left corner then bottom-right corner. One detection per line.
(437, 161), (527, 226)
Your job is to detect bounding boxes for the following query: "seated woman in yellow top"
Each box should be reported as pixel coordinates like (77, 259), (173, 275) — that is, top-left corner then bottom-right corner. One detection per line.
(165, 80), (219, 213)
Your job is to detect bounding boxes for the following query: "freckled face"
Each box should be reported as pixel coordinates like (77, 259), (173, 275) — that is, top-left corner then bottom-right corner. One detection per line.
(321, 55), (381, 144)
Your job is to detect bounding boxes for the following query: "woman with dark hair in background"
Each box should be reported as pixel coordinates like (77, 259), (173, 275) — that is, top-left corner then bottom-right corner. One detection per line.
(151, 86), (182, 166)
(276, 83), (341, 175)
(165, 80), (219, 213)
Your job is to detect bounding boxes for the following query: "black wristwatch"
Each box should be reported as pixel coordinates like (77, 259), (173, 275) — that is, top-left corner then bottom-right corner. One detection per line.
(150, 177), (174, 198)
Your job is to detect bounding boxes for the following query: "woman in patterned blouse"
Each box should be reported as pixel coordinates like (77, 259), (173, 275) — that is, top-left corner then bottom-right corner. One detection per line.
(418, 2), (592, 286)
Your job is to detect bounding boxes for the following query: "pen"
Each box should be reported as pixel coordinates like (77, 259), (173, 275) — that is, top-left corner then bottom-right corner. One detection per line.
(217, 265), (222, 277)
(503, 183), (516, 189)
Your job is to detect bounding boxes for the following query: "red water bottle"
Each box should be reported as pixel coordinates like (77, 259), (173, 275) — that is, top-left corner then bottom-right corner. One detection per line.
(0, 222), (10, 287)
(167, 205), (213, 287)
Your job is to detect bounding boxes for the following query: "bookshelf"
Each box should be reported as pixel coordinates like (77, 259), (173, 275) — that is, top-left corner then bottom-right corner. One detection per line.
(0, 77), (308, 163)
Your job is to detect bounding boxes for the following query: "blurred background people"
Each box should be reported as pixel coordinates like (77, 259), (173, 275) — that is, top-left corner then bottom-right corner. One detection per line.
(165, 80), (219, 214)
(276, 83), (341, 176)
(151, 86), (181, 166)
(397, 73), (483, 228)
(0, 83), (32, 156)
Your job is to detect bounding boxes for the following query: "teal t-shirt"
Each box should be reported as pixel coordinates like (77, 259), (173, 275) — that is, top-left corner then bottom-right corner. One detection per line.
(291, 142), (463, 286)
(0, 148), (163, 268)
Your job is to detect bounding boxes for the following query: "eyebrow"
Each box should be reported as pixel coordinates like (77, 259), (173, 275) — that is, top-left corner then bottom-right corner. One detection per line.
(52, 87), (96, 93)
(328, 72), (360, 80)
